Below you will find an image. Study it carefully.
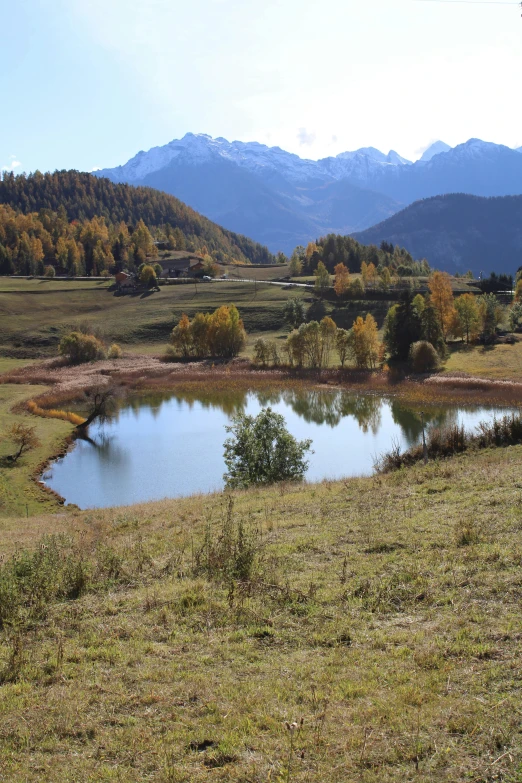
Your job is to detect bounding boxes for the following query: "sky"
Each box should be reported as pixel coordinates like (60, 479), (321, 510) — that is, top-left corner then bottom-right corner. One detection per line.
(1, 0), (521, 174)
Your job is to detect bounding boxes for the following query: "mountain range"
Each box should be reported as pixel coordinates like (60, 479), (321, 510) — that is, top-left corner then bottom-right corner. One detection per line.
(95, 134), (522, 262)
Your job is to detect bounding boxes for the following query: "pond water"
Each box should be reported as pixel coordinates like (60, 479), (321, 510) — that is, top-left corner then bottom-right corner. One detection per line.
(43, 389), (513, 509)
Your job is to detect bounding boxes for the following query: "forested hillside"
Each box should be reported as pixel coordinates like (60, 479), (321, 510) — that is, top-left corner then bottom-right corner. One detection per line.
(0, 171), (274, 269)
(353, 193), (522, 276)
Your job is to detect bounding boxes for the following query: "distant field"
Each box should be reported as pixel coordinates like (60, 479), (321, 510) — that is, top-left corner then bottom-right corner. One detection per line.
(0, 278), (390, 358)
(445, 341), (522, 380)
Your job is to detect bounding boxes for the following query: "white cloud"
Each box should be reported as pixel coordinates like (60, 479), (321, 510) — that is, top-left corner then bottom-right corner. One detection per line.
(2, 155), (21, 171)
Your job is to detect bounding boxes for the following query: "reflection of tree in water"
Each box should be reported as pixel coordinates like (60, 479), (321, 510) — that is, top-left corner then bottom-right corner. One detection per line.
(279, 390), (382, 433)
(390, 401), (459, 447)
(76, 430), (129, 468)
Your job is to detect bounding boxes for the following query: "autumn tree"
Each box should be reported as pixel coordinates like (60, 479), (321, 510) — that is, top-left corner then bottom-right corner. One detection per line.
(379, 267), (392, 290)
(350, 314), (380, 369)
(314, 261), (331, 295)
(289, 253), (303, 277)
(170, 313), (192, 357)
(190, 312), (211, 357)
(454, 293), (480, 343)
(4, 423), (41, 463)
(131, 219), (156, 259)
(170, 306), (246, 359)
(59, 331), (106, 364)
(320, 316), (338, 366)
(361, 261), (377, 288)
(333, 263), (350, 297)
(335, 328), (351, 367)
(428, 271), (454, 338)
(202, 254), (219, 277)
(139, 264), (157, 287)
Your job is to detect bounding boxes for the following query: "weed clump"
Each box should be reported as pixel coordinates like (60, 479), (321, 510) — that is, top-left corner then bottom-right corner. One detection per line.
(193, 495), (261, 583)
(376, 413), (522, 472)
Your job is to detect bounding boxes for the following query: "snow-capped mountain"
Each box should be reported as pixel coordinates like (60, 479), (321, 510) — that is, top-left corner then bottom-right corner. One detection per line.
(419, 141), (452, 163)
(95, 134), (522, 254)
(96, 133), (410, 187)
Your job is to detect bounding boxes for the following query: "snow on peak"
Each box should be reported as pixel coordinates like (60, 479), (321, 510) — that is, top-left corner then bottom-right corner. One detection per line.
(419, 141), (451, 163)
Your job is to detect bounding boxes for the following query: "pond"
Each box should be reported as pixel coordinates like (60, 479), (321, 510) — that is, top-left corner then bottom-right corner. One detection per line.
(43, 389), (513, 509)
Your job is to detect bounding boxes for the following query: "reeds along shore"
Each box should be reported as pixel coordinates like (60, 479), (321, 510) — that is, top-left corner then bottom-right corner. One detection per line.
(376, 412), (522, 472)
(5, 355), (522, 411)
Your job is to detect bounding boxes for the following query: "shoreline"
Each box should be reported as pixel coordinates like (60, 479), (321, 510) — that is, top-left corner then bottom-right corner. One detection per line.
(2, 355), (522, 517)
(3, 354), (522, 409)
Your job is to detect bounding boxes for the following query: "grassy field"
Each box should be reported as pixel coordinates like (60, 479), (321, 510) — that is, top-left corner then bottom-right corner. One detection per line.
(0, 278), (392, 358)
(1, 446), (522, 782)
(0, 384), (73, 517)
(445, 341), (522, 381)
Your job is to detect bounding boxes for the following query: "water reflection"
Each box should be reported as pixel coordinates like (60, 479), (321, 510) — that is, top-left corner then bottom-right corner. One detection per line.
(45, 388), (513, 510)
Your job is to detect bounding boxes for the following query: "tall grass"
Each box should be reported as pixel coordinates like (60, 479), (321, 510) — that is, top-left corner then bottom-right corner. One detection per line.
(27, 399), (85, 426)
(376, 413), (522, 472)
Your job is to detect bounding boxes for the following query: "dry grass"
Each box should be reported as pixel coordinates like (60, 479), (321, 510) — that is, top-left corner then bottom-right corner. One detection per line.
(445, 341), (522, 381)
(1, 447), (522, 781)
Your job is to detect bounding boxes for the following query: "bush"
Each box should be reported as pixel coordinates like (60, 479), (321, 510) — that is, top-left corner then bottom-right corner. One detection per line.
(3, 423), (40, 463)
(409, 341), (439, 373)
(375, 413), (522, 473)
(107, 343), (123, 359)
(223, 408), (312, 489)
(59, 331), (106, 364)
(100, 269), (110, 278)
(44, 265), (55, 278)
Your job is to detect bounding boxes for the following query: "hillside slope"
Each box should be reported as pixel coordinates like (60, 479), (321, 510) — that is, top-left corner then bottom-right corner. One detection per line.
(354, 193), (522, 276)
(1, 446), (522, 781)
(0, 170), (275, 265)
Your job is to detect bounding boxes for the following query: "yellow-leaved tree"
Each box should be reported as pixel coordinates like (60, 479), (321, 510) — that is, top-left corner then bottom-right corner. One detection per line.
(350, 314), (380, 369)
(170, 305), (246, 359)
(428, 271), (454, 338)
(454, 293), (480, 343)
(334, 263), (350, 297)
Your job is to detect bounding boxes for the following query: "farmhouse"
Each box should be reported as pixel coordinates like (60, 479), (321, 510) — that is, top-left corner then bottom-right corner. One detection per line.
(161, 255), (205, 278)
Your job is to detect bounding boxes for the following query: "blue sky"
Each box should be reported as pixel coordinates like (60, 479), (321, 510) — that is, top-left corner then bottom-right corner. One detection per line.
(1, 0), (521, 174)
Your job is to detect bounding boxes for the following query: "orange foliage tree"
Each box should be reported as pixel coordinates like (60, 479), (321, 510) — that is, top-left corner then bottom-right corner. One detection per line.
(334, 263), (350, 297)
(428, 271), (454, 338)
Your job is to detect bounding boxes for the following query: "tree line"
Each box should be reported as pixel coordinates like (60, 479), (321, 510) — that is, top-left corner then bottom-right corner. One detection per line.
(285, 234), (432, 280)
(0, 204), (159, 276)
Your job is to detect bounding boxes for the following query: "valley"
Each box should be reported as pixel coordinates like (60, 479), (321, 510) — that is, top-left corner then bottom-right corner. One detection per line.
(3, 2), (522, 780)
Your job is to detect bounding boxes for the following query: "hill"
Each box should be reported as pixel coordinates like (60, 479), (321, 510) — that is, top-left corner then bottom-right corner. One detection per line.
(0, 170), (275, 266)
(95, 134), (522, 256)
(1, 445), (522, 781)
(353, 193), (522, 276)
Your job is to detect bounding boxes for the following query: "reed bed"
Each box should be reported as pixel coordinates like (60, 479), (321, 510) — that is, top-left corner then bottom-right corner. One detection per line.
(4, 355), (522, 412)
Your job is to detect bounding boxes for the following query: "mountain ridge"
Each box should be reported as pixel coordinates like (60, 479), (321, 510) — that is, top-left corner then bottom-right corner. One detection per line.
(353, 193), (522, 276)
(95, 134), (522, 256)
